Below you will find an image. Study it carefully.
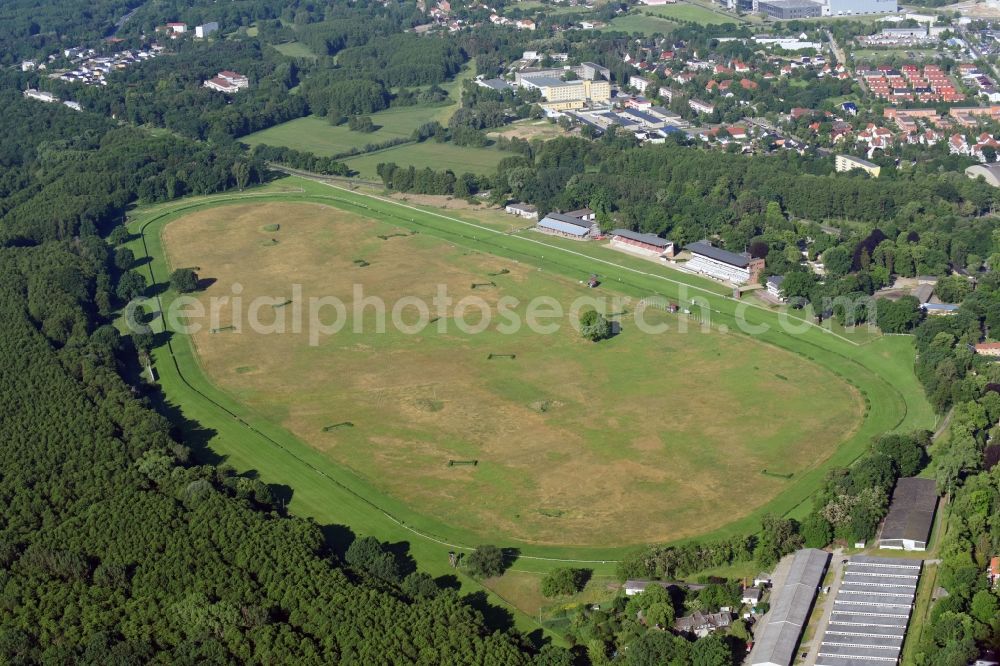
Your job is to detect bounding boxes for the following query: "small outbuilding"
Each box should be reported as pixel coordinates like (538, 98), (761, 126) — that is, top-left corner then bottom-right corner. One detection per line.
(504, 202), (538, 220)
(766, 275), (785, 300)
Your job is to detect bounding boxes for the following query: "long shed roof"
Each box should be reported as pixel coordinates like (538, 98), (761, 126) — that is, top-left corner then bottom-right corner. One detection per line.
(538, 217), (589, 237)
(543, 212), (591, 228)
(611, 229), (672, 248)
(686, 241), (752, 268)
(879, 477), (938, 545)
(751, 548), (829, 666)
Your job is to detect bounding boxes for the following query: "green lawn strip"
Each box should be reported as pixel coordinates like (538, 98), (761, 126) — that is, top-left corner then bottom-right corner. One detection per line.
(601, 14), (678, 35)
(243, 112), (424, 157)
(342, 141), (507, 178)
(124, 176), (934, 561)
(433, 61), (476, 125)
(272, 41), (317, 59)
(642, 3), (741, 24)
(900, 561), (938, 666)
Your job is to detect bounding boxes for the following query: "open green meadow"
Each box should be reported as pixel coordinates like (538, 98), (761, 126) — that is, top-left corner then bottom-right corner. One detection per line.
(244, 110), (448, 157)
(247, 117), (509, 177)
(642, 2), (743, 24)
(510, 0), (592, 14)
(124, 175), (935, 631)
(271, 41), (317, 59)
(601, 13), (679, 34)
(342, 141), (507, 178)
(241, 64), (509, 176)
(243, 62), (473, 155)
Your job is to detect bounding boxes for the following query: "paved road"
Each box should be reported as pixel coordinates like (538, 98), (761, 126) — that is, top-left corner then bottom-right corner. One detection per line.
(801, 548), (845, 666)
(826, 29), (849, 68)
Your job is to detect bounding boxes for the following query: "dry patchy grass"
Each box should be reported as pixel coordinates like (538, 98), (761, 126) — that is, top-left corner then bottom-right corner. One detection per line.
(162, 202), (863, 547)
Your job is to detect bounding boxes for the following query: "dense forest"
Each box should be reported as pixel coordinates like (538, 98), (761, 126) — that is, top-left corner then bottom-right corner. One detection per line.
(48, 40), (307, 141)
(0, 92), (570, 663)
(0, 0), (138, 62)
(3, 0), (999, 661)
(0, 90), (259, 244)
(896, 276), (1000, 664)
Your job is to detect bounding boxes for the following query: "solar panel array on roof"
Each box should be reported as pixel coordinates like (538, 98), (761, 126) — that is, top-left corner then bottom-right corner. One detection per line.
(816, 557), (922, 666)
(751, 549), (830, 666)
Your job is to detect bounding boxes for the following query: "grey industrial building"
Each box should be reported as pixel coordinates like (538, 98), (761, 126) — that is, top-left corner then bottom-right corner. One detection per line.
(751, 548), (830, 666)
(757, 0), (822, 19)
(878, 477), (938, 551)
(816, 556), (922, 666)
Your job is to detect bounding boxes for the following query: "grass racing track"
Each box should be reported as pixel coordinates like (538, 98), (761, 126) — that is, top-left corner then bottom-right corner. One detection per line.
(125, 176), (935, 631)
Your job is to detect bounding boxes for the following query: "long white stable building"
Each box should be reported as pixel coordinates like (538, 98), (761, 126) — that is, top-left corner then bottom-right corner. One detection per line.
(752, 548), (830, 666)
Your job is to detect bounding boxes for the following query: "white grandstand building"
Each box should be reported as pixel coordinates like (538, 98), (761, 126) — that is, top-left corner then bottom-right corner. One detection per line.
(685, 241), (765, 285)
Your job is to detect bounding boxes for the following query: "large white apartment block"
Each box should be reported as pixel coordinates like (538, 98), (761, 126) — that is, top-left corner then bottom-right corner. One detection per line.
(629, 75), (651, 93)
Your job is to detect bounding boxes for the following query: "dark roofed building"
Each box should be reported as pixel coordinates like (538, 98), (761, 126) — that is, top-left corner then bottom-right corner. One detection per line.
(504, 202), (538, 219)
(767, 275), (785, 300)
(984, 444), (1000, 471)
(674, 610), (733, 637)
(544, 212), (589, 227)
(685, 241), (765, 285)
(610, 229), (675, 258)
(477, 77), (512, 91)
(620, 108), (666, 128)
(686, 241), (749, 267)
(564, 208), (596, 221)
(537, 214), (590, 238)
(537, 212), (601, 239)
(878, 477), (938, 551)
